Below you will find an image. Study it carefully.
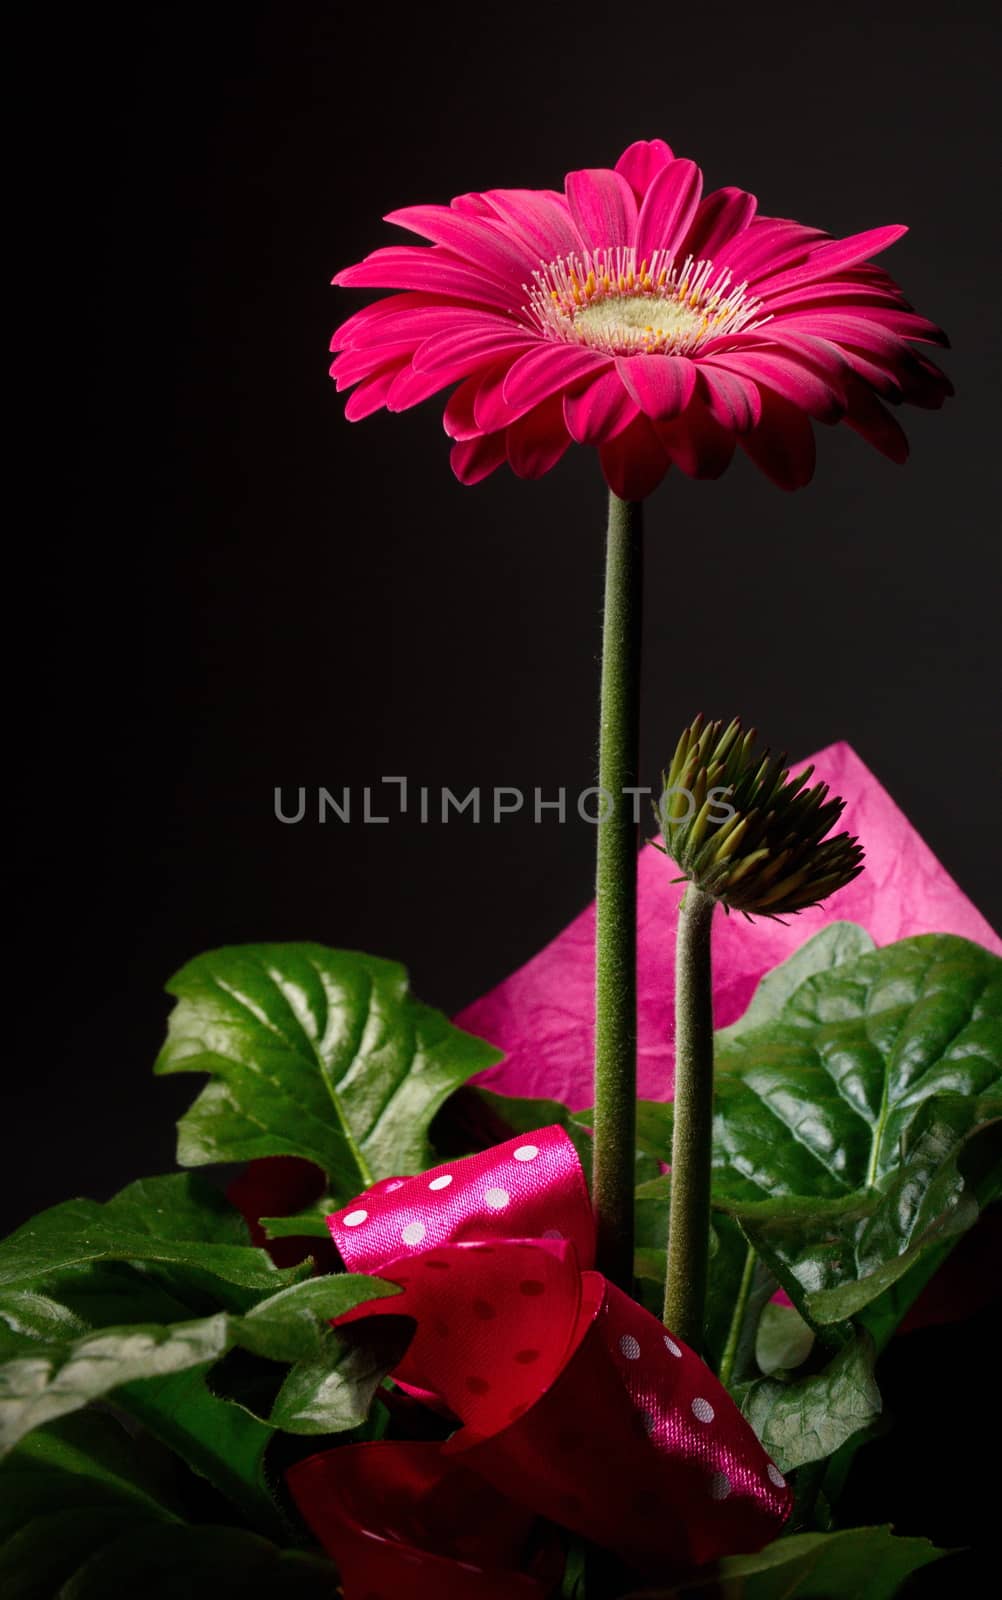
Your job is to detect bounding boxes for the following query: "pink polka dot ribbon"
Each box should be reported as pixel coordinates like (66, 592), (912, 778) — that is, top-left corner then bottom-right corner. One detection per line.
(286, 1126), (791, 1594)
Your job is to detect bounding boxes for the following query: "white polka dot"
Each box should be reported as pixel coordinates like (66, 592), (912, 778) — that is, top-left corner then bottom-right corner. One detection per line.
(343, 1209), (368, 1227)
(691, 1397), (715, 1424)
(428, 1174), (453, 1191)
(513, 1144), (539, 1162)
(401, 1222), (426, 1246)
(542, 1228), (564, 1239)
(385, 1180), (404, 1192)
(663, 1335), (682, 1358)
(767, 1464), (786, 1489)
(484, 1187), (510, 1210)
(709, 1471), (731, 1501)
(618, 1334), (641, 1360)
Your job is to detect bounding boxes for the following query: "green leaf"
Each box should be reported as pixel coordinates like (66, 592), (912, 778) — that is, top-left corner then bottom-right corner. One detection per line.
(155, 943), (501, 1200)
(0, 1290), (89, 1353)
(228, 1274), (409, 1437)
(0, 1175), (307, 1302)
(62, 1525), (337, 1598)
(624, 1524), (945, 1599)
(736, 1332), (881, 1472)
(755, 1301), (815, 1376)
(259, 1210), (333, 1241)
(237, 1274), (399, 1362)
(0, 1411), (182, 1537)
(0, 1413), (178, 1599)
(0, 1315), (231, 1455)
(715, 922), (876, 1048)
(267, 1317), (411, 1435)
(710, 934), (1002, 1326)
(0, 1418), (337, 1599)
(117, 1367), (283, 1537)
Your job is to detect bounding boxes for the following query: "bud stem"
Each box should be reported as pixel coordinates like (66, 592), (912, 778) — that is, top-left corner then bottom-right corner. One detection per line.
(592, 490), (643, 1292)
(663, 885), (717, 1349)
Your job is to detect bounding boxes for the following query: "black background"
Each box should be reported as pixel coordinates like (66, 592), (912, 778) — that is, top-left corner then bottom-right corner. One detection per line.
(6, 3), (1000, 1568)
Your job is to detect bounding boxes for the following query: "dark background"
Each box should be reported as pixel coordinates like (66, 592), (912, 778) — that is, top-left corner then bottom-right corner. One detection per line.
(6, 3), (1000, 1564)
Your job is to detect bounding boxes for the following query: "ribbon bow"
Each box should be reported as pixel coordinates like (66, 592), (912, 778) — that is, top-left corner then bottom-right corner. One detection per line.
(287, 1126), (790, 1594)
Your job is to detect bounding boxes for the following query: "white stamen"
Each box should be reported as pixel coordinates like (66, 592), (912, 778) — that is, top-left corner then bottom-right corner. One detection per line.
(523, 245), (770, 357)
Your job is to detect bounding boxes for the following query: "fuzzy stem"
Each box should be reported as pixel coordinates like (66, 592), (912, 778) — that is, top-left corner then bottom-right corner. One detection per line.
(663, 885), (716, 1348)
(592, 491), (643, 1291)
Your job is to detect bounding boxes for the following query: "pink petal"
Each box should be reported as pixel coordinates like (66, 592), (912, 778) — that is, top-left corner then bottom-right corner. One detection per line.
(343, 363), (408, 421)
(384, 205), (538, 284)
(385, 363), (454, 412)
(843, 377), (909, 463)
(444, 372), (489, 441)
(563, 369), (639, 444)
(331, 341), (417, 388)
(658, 403), (736, 479)
(564, 168), (638, 251)
(712, 220), (829, 282)
(334, 309), (500, 354)
(412, 325), (537, 375)
(475, 361), (536, 432)
(740, 390), (817, 489)
(332, 292), (448, 351)
(754, 225), (909, 297)
(900, 353), (954, 409)
(451, 431), (508, 485)
(696, 365), (762, 432)
(506, 396), (572, 479)
(635, 159), (703, 262)
(616, 353), (697, 421)
(502, 345), (611, 411)
(599, 414), (671, 500)
(681, 186), (758, 261)
(702, 349), (843, 422)
(614, 138), (675, 200)
(767, 311), (910, 360)
(480, 189), (581, 263)
(334, 247), (518, 311)
(450, 192), (497, 217)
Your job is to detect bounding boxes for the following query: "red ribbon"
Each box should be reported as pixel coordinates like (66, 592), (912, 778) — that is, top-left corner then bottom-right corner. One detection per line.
(287, 1126), (791, 1593)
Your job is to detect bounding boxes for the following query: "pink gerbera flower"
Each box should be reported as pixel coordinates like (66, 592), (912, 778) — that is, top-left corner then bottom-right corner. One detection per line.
(331, 139), (951, 499)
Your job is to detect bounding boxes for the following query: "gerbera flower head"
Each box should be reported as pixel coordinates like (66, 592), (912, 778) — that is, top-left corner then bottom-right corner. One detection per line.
(331, 139), (951, 499)
(655, 714), (865, 917)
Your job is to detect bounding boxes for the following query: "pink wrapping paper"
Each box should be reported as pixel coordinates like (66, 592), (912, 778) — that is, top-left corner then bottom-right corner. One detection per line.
(457, 742), (1000, 1107)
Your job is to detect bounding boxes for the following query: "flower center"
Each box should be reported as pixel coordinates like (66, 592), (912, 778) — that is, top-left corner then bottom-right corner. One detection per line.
(525, 247), (768, 357)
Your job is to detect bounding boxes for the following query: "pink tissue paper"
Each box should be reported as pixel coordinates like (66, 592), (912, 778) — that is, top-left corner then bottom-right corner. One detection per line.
(456, 742), (1000, 1109)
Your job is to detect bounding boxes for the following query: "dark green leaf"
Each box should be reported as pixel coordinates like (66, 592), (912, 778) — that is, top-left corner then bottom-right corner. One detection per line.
(237, 1274), (399, 1362)
(715, 922), (876, 1049)
(0, 1175), (307, 1301)
(155, 944), (501, 1200)
(755, 1301), (815, 1376)
(0, 1413), (179, 1600)
(710, 935), (1002, 1326)
(62, 1525), (337, 1598)
(259, 1210), (333, 1241)
(117, 1367), (283, 1537)
(624, 1524), (944, 1599)
(0, 1316), (231, 1454)
(736, 1332), (881, 1471)
(267, 1316), (412, 1434)
(0, 1418), (337, 1599)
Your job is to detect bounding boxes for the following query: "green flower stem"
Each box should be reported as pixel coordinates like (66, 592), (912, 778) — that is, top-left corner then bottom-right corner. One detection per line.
(718, 1243), (757, 1388)
(592, 491), (643, 1291)
(663, 884), (717, 1349)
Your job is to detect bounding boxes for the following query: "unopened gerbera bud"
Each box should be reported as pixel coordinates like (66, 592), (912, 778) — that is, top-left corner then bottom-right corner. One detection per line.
(655, 715), (864, 916)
